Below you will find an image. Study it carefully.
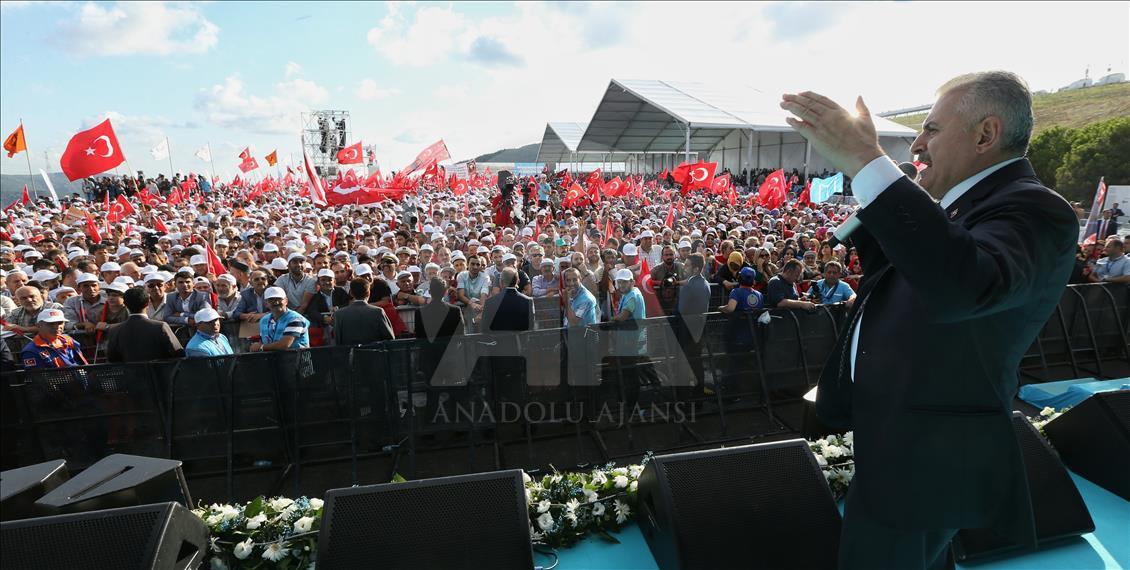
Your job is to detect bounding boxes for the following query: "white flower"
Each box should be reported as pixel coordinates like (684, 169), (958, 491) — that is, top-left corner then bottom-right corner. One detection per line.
(629, 480), (638, 493)
(614, 475), (629, 489)
(293, 516), (315, 534)
(210, 537), (221, 554)
(278, 505), (298, 520)
(205, 514), (222, 526)
(814, 453), (828, 467)
(614, 500), (631, 524)
(245, 513), (268, 529)
(269, 497), (295, 511)
(210, 557), (229, 570)
(537, 499), (551, 514)
(308, 498), (324, 510)
(565, 499), (580, 525)
(525, 488), (534, 505)
(549, 474), (563, 484)
(537, 512), (555, 531)
(219, 504), (240, 521)
(521, 471), (532, 484)
(824, 445), (843, 459)
(262, 542), (288, 563)
(815, 438), (828, 447)
(628, 465), (644, 478)
(1041, 406), (1056, 417)
(583, 489), (598, 503)
(591, 471), (608, 486)
(592, 501), (606, 517)
(611, 467), (628, 477)
(843, 431), (854, 445)
(233, 538), (254, 560)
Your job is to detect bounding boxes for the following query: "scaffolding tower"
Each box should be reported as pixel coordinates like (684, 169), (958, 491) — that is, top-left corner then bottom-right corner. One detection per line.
(301, 110), (351, 178)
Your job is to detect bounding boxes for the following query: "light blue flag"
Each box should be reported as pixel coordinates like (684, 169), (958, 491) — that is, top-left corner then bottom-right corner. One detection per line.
(809, 172), (843, 203)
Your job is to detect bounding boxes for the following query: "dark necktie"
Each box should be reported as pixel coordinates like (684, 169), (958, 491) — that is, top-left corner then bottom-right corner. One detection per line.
(838, 292), (870, 383)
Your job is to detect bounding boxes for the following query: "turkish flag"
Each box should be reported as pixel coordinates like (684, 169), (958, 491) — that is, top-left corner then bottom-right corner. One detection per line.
(302, 148), (329, 207)
(672, 161), (717, 193)
(59, 119), (126, 181)
(107, 194), (136, 222)
(265, 150), (278, 166)
(337, 142), (363, 165)
(154, 216), (168, 234)
(757, 168), (787, 209)
(585, 169), (603, 188)
(401, 140), (450, 174)
(664, 204), (676, 229)
(796, 179), (814, 209)
(238, 157), (259, 173)
(18, 185), (30, 205)
(205, 243), (226, 276)
(711, 173), (732, 196)
(451, 178), (469, 196)
(85, 214), (102, 243)
(563, 182), (586, 208)
(166, 187), (183, 205)
(603, 176), (624, 198)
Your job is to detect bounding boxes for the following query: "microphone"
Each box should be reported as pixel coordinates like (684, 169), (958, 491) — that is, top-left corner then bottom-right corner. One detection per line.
(826, 162), (917, 248)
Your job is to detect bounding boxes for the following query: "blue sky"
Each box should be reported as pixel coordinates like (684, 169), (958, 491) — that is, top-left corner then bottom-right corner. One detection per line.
(1, 1), (1127, 180)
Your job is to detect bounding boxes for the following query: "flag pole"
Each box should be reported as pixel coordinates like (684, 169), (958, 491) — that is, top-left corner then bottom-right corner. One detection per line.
(166, 136), (175, 181)
(20, 119), (38, 200)
(207, 142), (217, 184)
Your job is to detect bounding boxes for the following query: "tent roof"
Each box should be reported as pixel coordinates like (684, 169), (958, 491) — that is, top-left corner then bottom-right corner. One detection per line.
(577, 79), (917, 153)
(536, 121), (635, 163)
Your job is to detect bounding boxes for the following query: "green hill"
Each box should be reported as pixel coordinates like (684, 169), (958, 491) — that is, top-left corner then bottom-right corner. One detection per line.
(890, 82), (1130, 135)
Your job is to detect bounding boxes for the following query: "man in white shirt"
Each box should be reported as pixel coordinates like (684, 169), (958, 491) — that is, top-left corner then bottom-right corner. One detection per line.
(1090, 237), (1130, 284)
(782, 71), (1079, 569)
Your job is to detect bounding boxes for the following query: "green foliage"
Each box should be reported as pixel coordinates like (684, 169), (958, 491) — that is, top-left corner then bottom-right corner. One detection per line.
(1053, 117), (1130, 204)
(1027, 126), (1073, 189)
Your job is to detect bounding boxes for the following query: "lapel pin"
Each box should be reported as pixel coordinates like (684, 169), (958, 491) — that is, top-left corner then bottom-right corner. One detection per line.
(949, 208), (959, 219)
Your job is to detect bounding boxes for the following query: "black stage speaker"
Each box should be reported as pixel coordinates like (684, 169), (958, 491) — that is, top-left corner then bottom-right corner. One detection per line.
(637, 439), (841, 570)
(318, 470), (532, 570)
(0, 502), (208, 570)
(1, 459), (69, 521)
(951, 411), (1094, 561)
(1044, 390), (1130, 500)
(35, 454), (192, 514)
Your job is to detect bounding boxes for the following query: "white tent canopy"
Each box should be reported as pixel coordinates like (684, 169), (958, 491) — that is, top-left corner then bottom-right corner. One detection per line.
(576, 79), (918, 176)
(536, 122), (635, 170)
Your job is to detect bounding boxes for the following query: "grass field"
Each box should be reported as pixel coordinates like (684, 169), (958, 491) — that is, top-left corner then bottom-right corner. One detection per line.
(890, 82), (1130, 135)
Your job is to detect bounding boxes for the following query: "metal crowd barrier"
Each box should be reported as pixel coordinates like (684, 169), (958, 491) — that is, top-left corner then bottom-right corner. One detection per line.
(1, 283), (1125, 503)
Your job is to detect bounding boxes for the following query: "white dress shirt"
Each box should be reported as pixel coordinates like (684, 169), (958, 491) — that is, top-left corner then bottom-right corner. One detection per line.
(848, 156), (1023, 381)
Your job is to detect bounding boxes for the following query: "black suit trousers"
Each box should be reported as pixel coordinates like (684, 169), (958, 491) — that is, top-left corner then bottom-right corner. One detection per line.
(839, 479), (956, 570)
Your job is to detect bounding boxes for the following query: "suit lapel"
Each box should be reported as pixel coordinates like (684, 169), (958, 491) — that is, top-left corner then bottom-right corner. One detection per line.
(944, 159), (1037, 222)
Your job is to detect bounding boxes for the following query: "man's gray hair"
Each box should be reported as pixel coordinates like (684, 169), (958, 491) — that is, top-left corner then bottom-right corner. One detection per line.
(937, 71), (1034, 155)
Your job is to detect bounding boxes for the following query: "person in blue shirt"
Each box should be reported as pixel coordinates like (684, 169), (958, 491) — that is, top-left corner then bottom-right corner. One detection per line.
(20, 308), (88, 369)
(563, 268), (600, 327)
(537, 174), (551, 208)
(716, 267), (764, 394)
(809, 261), (857, 307)
(609, 268), (653, 410)
(250, 287), (310, 352)
(185, 308), (234, 357)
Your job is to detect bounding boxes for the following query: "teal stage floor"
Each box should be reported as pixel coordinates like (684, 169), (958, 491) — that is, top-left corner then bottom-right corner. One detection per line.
(546, 472), (1130, 570)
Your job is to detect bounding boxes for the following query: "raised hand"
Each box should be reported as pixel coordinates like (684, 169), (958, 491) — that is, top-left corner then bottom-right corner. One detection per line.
(780, 92), (886, 178)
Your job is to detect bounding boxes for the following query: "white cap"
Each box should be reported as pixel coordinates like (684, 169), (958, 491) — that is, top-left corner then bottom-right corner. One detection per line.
(103, 282), (128, 294)
(678, 240), (692, 249)
(112, 276), (135, 286)
(354, 264), (373, 277)
(47, 286), (75, 301)
(217, 273), (237, 284)
(408, 265), (422, 273)
(262, 243), (280, 253)
(264, 286), (287, 300)
(287, 252), (306, 262)
(476, 246), (489, 254)
(37, 308), (68, 323)
(268, 258), (289, 271)
(613, 268), (635, 282)
(23, 249), (42, 259)
(190, 255), (207, 266)
(502, 253), (517, 262)
(194, 307), (222, 322)
(317, 268), (334, 279)
(31, 270), (60, 283)
(424, 262), (441, 272)
(638, 230), (655, 239)
(216, 238), (229, 246)
(395, 271), (412, 280)
(100, 262), (121, 272)
(144, 272), (167, 283)
(622, 243), (638, 256)
(419, 244), (434, 252)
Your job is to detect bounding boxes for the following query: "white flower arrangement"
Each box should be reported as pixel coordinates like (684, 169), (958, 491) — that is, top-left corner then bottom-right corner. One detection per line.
(1028, 406), (1067, 436)
(192, 495), (322, 569)
(808, 432), (856, 500)
(523, 459), (648, 548)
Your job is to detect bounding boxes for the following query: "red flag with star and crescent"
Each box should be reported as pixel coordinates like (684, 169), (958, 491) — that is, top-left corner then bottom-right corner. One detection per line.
(107, 194), (136, 222)
(672, 161), (717, 194)
(757, 168), (787, 209)
(711, 173), (732, 196)
(59, 119), (126, 181)
(85, 214), (102, 243)
(337, 142), (364, 165)
(401, 140), (450, 175)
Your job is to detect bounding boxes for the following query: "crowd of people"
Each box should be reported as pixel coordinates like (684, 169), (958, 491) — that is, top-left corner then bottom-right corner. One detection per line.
(1, 165), (1126, 376)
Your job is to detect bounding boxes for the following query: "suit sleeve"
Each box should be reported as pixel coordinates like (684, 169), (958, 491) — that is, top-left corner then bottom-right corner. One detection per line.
(105, 328), (122, 362)
(856, 177), (1078, 322)
(162, 323), (184, 356)
(377, 308), (394, 341)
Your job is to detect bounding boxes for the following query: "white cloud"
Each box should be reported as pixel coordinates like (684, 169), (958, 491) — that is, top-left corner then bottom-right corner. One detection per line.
(356, 78), (398, 101)
(285, 61), (302, 78)
(196, 75), (329, 134)
(56, 1), (218, 56)
(82, 111), (196, 145)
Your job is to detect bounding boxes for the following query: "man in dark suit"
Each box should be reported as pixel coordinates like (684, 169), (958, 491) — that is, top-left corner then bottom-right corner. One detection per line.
(482, 268), (535, 332)
(782, 71), (1078, 569)
(332, 278), (394, 346)
(481, 268), (535, 400)
(1096, 209), (1119, 240)
(106, 286), (185, 362)
(415, 277), (465, 386)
